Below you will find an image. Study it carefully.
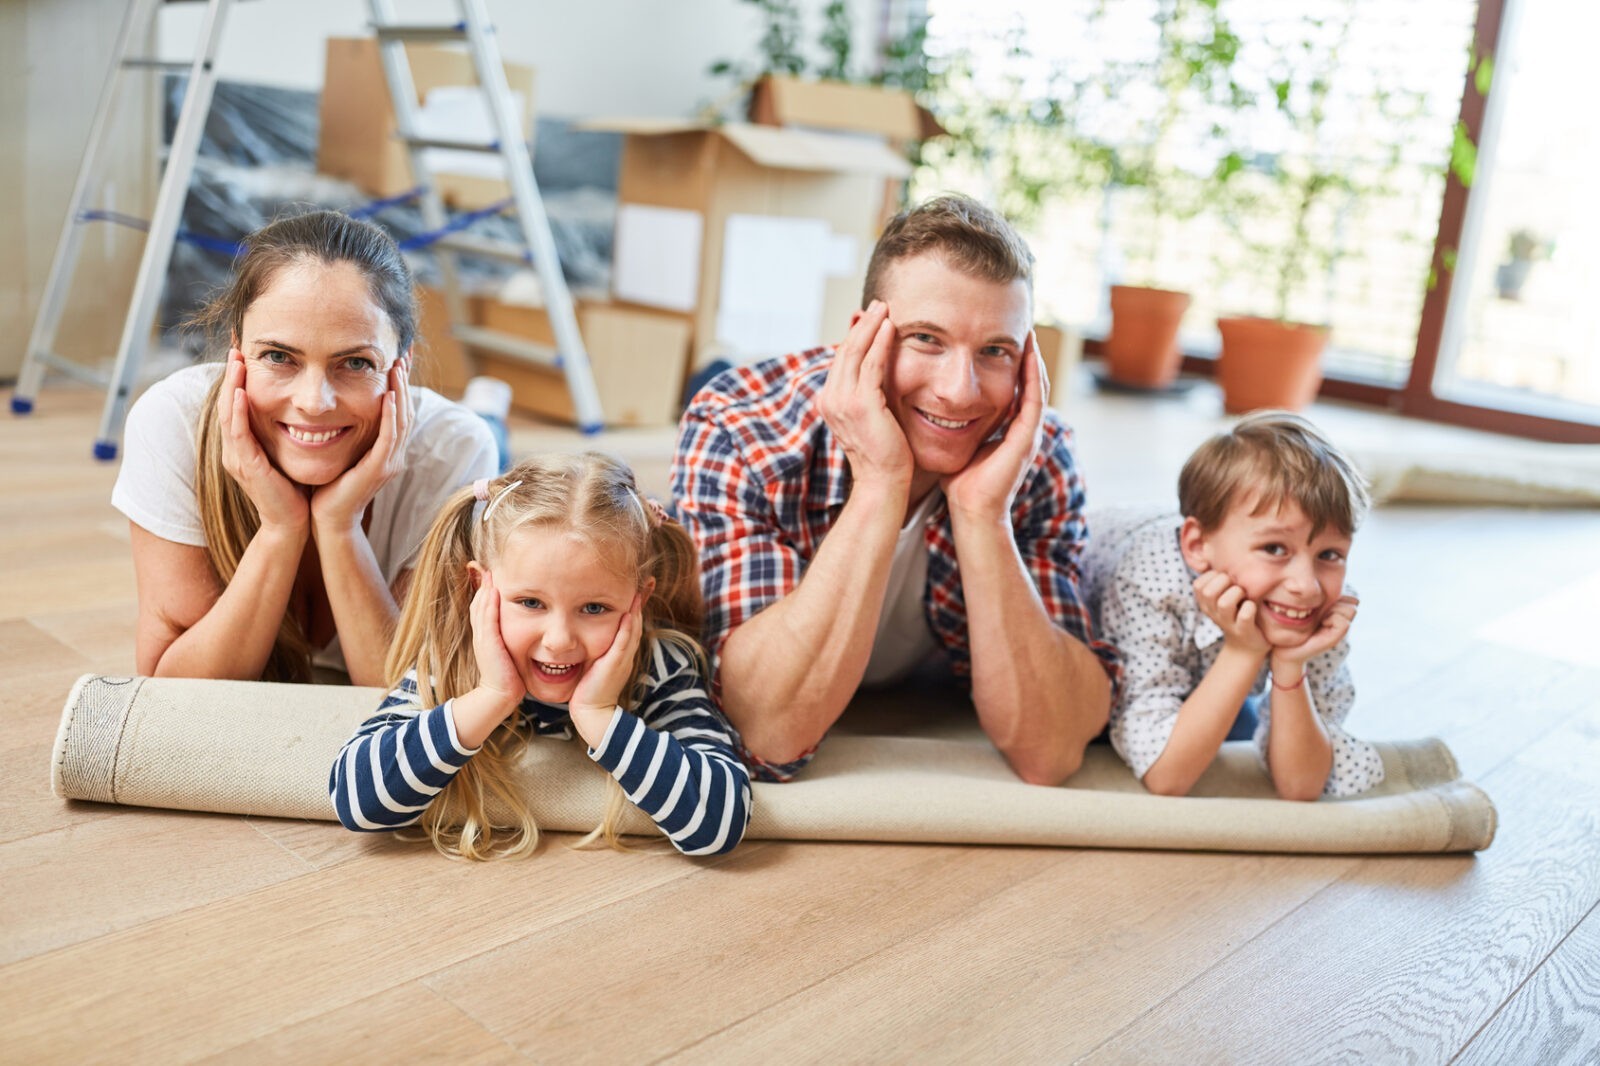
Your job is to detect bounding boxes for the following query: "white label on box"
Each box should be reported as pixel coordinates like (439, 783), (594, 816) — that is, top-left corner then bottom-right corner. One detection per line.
(613, 204), (704, 313)
(414, 85), (524, 179)
(716, 215), (856, 363)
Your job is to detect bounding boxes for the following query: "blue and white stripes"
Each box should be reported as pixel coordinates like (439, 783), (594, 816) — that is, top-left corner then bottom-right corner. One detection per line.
(329, 640), (752, 855)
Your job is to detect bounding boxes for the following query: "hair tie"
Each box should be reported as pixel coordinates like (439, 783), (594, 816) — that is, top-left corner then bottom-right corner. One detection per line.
(646, 497), (672, 526)
(483, 479), (523, 522)
(472, 478), (491, 502)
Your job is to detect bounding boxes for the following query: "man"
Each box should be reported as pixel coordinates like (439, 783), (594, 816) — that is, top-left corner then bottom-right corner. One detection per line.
(671, 194), (1119, 785)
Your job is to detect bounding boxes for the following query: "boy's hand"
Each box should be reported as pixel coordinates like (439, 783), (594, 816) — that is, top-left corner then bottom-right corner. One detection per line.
(1193, 569), (1271, 657)
(1272, 594), (1358, 674)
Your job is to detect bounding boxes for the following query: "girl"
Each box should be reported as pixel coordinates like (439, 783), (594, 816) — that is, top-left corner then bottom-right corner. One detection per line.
(112, 211), (498, 685)
(329, 453), (752, 858)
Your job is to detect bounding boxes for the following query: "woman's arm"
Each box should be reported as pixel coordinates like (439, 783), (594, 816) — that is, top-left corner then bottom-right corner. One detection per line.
(130, 519), (305, 679)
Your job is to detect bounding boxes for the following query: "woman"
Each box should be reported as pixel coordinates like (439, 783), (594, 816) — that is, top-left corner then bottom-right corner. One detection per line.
(112, 211), (498, 685)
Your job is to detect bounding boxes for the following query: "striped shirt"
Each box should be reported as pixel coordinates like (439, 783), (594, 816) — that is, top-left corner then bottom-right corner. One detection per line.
(328, 638), (753, 855)
(671, 346), (1123, 781)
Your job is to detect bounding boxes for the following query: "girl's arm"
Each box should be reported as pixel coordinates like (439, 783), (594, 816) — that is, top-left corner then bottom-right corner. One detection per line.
(328, 673), (482, 831)
(578, 639), (753, 856)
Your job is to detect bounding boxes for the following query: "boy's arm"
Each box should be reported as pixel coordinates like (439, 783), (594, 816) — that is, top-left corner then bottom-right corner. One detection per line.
(1139, 570), (1271, 796)
(1262, 594), (1356, 800)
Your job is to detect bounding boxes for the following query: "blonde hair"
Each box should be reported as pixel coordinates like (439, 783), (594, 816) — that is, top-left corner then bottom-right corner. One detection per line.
(191, 211), (419, 682)
(1178, 410), (1371, 537)
(388, 452), (707, 860)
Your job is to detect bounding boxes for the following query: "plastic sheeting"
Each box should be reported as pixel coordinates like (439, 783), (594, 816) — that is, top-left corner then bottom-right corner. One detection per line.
(158, 76), (622, 351)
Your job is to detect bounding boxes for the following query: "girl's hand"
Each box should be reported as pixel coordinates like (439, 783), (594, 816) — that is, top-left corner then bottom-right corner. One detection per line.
(1193, 569), (1271, 657)
(311, 357), (412, 533)
(219, 349), (309, 533)
(1272, 594), (1359, 674)
(468, 568), (524, 718)
(568, 594), (644, 731)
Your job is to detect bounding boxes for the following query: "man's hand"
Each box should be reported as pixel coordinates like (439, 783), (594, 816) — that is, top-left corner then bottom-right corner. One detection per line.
(817, 300), (913, 496)
(1192, 569), (1272, 658)
(1271, 594), (1358, 679)
(942, 335), (1046, 524)
(311, 358), (412, 534)
(219, 349), (310, 534)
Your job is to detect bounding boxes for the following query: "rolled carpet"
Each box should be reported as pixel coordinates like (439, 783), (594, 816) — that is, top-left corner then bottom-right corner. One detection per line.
(50, 674), (1495, 853)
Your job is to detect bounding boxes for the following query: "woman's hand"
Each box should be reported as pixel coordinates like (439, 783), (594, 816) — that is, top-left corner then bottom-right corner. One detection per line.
(311, 357), (412, 534)
(567, 594), (644, 741)
(219, 349), (309, 534)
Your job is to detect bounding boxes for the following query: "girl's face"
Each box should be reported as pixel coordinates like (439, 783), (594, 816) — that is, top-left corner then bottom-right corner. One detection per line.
(489, 524), (639, 705)
(238, 259), (401, 487)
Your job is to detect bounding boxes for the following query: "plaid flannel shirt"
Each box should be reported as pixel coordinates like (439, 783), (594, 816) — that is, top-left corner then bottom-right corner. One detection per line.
(671, 347), (1123, 780)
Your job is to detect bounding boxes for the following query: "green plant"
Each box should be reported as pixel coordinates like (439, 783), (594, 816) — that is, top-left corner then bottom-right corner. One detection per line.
(1213, 3), (1435, 324)
(1507, 228), (1543, 261)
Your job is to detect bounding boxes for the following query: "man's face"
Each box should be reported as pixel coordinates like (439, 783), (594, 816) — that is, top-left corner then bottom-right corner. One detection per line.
(861, 253), (1032, 497)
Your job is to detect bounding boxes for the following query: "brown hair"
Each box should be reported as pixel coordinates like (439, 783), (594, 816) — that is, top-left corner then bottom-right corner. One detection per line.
(1178, 411), (1371, 537)
(861, 194), (1035, 308)
(387, 452), (707, 860)
(191, 210), (417, 681)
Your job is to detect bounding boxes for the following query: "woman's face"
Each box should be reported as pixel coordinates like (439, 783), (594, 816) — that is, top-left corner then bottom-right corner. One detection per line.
(238, 259), (401, 487)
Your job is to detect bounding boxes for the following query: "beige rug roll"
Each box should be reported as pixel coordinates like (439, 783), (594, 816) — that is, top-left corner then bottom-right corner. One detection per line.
(50, 674), (1496, 853)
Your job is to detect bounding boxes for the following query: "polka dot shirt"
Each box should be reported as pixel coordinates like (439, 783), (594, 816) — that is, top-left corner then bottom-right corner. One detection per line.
(1083, 507), (1385, 799)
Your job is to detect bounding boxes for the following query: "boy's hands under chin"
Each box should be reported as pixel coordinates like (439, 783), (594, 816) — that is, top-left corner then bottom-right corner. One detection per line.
(567, 594), (644, 745)
(1270, 594), (1359, 679)
(1192, 569), (1272, 657)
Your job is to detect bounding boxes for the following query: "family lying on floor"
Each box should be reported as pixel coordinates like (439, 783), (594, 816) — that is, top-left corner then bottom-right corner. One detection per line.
(109, 196), (1383, 861)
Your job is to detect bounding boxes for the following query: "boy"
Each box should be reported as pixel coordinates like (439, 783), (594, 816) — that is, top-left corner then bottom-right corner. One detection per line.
(1087, 412), (1384, 800)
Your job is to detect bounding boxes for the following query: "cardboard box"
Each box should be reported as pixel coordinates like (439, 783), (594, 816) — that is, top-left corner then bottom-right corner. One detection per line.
(411, 284), (478, 397)
(472, 297), (693, 428)
(317, 37), (536, 210)
(584, 119), (911, 369)
(748, 74), (945, 144)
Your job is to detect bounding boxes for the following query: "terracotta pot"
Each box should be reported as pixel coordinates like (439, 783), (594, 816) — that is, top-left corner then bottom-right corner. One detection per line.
(1215, 316), (1329, 414)
(1104, 285), (1192, 388)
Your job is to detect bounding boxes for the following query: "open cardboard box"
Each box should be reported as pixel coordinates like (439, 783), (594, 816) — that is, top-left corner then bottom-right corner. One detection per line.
(317, 37), (536, 210)
(582, 119), (910, 371)
(413, 285), (691, 429)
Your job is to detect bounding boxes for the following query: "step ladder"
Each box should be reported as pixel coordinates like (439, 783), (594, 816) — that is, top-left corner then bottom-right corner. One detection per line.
(13, 0), (606, 460)
(11, 0), (231, 460)
(369, 0), (604, 432)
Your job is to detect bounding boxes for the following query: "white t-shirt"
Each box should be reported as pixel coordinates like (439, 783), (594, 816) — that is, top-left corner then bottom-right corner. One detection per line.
(111, 362), (499, 674)
(860, 490), (942, 687)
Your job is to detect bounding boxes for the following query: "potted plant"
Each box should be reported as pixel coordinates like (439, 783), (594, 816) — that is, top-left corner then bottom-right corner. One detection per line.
(1209, 3), (1425, 414)
(1495, 229), (1544, 300)
(1074, 0), (1246, 389)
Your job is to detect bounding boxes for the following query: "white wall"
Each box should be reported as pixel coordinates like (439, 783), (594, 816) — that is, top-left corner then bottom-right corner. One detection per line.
(159, 0), (885, 119)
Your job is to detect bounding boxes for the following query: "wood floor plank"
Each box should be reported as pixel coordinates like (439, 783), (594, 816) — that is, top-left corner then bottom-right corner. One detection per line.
(0, 558), (136, 620)
(197, 982), (524, 1065)
(1075, 715), (1600, 1064)
(0, 836), (733, 1062)
(0, 808), (314, 965)
(0, 620), (92, 683)
(25, 601), (138, 673)
(662, 848), (1357, 1063)
(1454, 901), (1600, 1066)
(424, 841), (1073, 1063)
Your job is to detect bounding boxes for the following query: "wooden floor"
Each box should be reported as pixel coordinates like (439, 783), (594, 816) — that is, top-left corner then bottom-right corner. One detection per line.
(3, 381), (1599, 1064)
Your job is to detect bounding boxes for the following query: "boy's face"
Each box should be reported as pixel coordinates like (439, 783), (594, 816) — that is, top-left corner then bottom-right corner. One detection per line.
(1179, 495), (1352, 648)
(853, 252), (1032, 495)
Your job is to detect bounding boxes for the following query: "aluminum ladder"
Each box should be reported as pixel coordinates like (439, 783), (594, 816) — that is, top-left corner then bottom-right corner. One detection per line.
(11, 0), (231, 460)
(369, 0), (604, 432)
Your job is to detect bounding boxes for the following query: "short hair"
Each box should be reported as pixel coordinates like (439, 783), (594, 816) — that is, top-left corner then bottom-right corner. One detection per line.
(1178, 411), (1371, 537)
(861, 194), (1034, 308)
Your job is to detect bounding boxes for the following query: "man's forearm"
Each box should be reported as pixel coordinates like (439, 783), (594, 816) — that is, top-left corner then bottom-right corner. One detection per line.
(954, 513), (1112, 785)
(718, 482), (906, 764)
